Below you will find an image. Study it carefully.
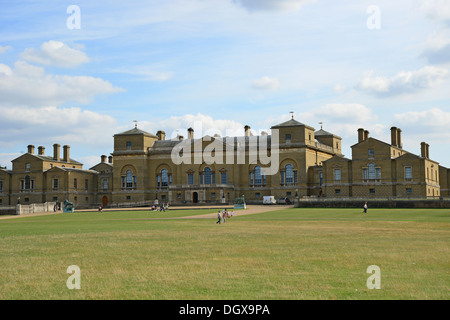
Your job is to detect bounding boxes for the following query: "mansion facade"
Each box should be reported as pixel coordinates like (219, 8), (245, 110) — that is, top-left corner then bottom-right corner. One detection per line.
(1, 118), (449, 208)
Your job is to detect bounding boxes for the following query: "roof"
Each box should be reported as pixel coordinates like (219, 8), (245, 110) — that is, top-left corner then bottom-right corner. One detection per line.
(270, 119), (306, 129)
(114, 127), (158, 138)
(11, 152), (82, 165)
(315, 128), (342, 139)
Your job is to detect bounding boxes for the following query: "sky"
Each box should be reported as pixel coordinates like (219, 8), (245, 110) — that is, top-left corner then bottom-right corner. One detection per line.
(0, 0), (449, 170)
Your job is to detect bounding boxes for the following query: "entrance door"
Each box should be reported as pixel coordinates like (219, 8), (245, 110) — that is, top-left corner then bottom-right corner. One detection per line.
(193, 192), (198, 203)
(102, 196), (108, 207)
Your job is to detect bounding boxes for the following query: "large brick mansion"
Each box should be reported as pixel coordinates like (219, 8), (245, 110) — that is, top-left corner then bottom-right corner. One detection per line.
(1, 117), (449, 208)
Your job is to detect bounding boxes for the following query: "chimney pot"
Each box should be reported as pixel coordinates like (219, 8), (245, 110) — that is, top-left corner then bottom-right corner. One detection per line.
(63, 145), (70, 162)
(101, 155), (107, 163)
(156, 130), (165, 141)
(390, 127), (398, 146)
(27, 145), (35, 154)
(364, 130), (369, 141)
(187, 127), (194, 139)
(108, 156), (113, 164)
(397, 128), (402, 148)
(357, 128), (364, 143)
(38, 146), (45, 155)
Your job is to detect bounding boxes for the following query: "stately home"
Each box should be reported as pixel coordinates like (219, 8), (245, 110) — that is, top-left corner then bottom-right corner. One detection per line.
(0, 117), (449, 208)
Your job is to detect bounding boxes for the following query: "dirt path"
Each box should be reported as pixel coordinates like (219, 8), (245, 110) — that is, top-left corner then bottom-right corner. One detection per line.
(0, 205), (292, 220)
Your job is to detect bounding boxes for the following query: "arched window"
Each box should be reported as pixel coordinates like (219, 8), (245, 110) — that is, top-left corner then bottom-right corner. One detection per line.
(161, 169), (168, 187)
(250, 166), (265, 186)
(122, 169), (136, 189)
(204, 167), (212, 185)
(255, 166), (262, 185)
(285, 164), (293, 185)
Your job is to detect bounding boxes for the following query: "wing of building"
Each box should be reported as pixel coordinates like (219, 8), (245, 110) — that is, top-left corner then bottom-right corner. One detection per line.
(0, 120), (449, 208)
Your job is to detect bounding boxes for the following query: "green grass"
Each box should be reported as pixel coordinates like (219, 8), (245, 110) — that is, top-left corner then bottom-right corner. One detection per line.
(0, 207), (448, 300)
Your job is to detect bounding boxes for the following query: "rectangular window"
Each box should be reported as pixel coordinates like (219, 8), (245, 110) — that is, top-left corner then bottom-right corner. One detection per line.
(74, 178), (77, 190)
(406, 188), (412, 194)
(188, 173), (194, 185)
(53, 179), (59, 190)
(405, 167), (412, 181)
(369, 188), (375, 194)
(286, 191), (292, 197)
(102, 179), (108, 191)
(368, 149), (374, 158)
(0, 181), (3, 193)
(335, 189), (341, 194)
(126, 141), (132, 150)
(334, 169), (341, 181)
(85, 179), (89, 191)
(25, 163), (30, 171)
(221, 172), (227, 184)
(255, 192), (261, 198)
(280, 171), (284, 185)
(285, 134), (291, 142)
(376, 168), (381, 181)
(126, 195), (131, 201)
(177, 193), (182, 199)
(363, 168), (368, 181)
(211, 192), (216, 198)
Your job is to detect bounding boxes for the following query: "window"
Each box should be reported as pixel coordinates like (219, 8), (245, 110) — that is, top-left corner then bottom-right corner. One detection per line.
(188, 173), (194, 185)
(221, 172), (227, 184)
(126, 141), (132, 150)
(368, 163), (376, 180)
(25, 163), (30, 172)
(211, 192), (216, 198)
(177, 193), (182, 199)
(85, 179), (89, 191)
(24, 175), (32, 191)
(368, 149), (374, 158)
(319, 172), (323, 186)
(376, 168), (381, 181)
(204, 167), (212, 185)
(286, 191), (292, 197)
(102, 179), (108, 191)
(255, 166), (262, 185)
(53, 178), (59, 190)
(161, 169), (168, 187)
(74, 178), (77, 190)
(126, 195), (131, 201)
(286, 164), (294, 185)
(335, 189), (341, 194)
(285, 134), (291, 142)
(369, 188), (375, 194)
(405, 167), (412, 181)
(255, 192), (261, 198)
(363, 168), (368, 181)
(0, 181), (3, 193)
(122, 170), (136, 189)
(406, 188), (412, 194)
(334, 169), (341, 182)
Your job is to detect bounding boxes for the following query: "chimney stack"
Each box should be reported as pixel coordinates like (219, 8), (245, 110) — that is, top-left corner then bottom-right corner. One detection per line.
(108, 156), (113, 164)
(101, 155), (107, 163)
(27, 145), (35, 154)
(364, 130), (369, 141)
(397, 128), (402, 148)
(38, 146), (45, 155)
(244, 125), (251, 137)
(187, 127), (194, 139)
(426, 143), (430, 159)
(63, 145), (70, 162)
(390, 127), (398, 146)
(421, 142), (427, 158)
(53, 144), (60, 161)
(156, 130), (165, 141)
(357, 128), (364, 143)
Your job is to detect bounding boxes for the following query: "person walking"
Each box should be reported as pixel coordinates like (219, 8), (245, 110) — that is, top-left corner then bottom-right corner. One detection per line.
(216, 211), (222, 224)
(363, 202), (368, 213)
(222, 210), (226, 223)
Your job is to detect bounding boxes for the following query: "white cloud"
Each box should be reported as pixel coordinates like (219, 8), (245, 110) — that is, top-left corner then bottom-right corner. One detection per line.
(420, 0), (450, 24)
(0, 45), (12, 54)
(333, 84), (346, 94)
(233, 0), (315, 12)
(109, 65), (173, 82)
(0, 61), (124, 106)
(21, 40), (90, 68)
(420, 30), (450, 64)
(252, 76), (279, 90)
(355, 66), (449, 97)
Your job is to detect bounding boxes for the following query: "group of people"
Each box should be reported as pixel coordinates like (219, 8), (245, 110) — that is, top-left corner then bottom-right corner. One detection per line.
(151, 203), (169, 212)
(216, 208), (234, 224)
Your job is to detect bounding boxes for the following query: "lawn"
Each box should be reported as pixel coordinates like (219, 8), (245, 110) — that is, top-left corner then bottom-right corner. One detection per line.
(0, 207), (448, 300)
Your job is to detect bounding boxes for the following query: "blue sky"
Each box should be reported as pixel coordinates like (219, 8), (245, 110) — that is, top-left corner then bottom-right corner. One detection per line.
(1, 0), (449, 169)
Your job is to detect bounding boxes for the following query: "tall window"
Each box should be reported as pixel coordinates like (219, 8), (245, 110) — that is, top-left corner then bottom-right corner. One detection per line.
(85, 179), (89, 191)
(405, 166), (412, 181)
(126, 141), (132, 150)
(285, 164), (294, 185)
(74, 178), (77, 190)
(122, 170), (136, 189)
(53, 178), (59, 190)
(319, 172), (323, 186)
(363, 168), (368, 181)
(25, 163), (30, 172)
(161, 169), (168, 187)
(102, 179), (108, 191)
(221, 172), (227, 184)
(368, 163), (376, 180)
(285, 134), (291, 143)
(0, 181), (3, 193)
(368, 149), (374, 158)
(334, 169), (341, 182)
(188, 173), (194, 185)
(204, 167), (213, 185)
(255, 166), (262, 185)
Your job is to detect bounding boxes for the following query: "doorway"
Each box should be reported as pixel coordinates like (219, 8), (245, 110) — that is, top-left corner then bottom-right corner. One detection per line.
(102, 196), (108, 207)
(193, 192), (198, 203)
